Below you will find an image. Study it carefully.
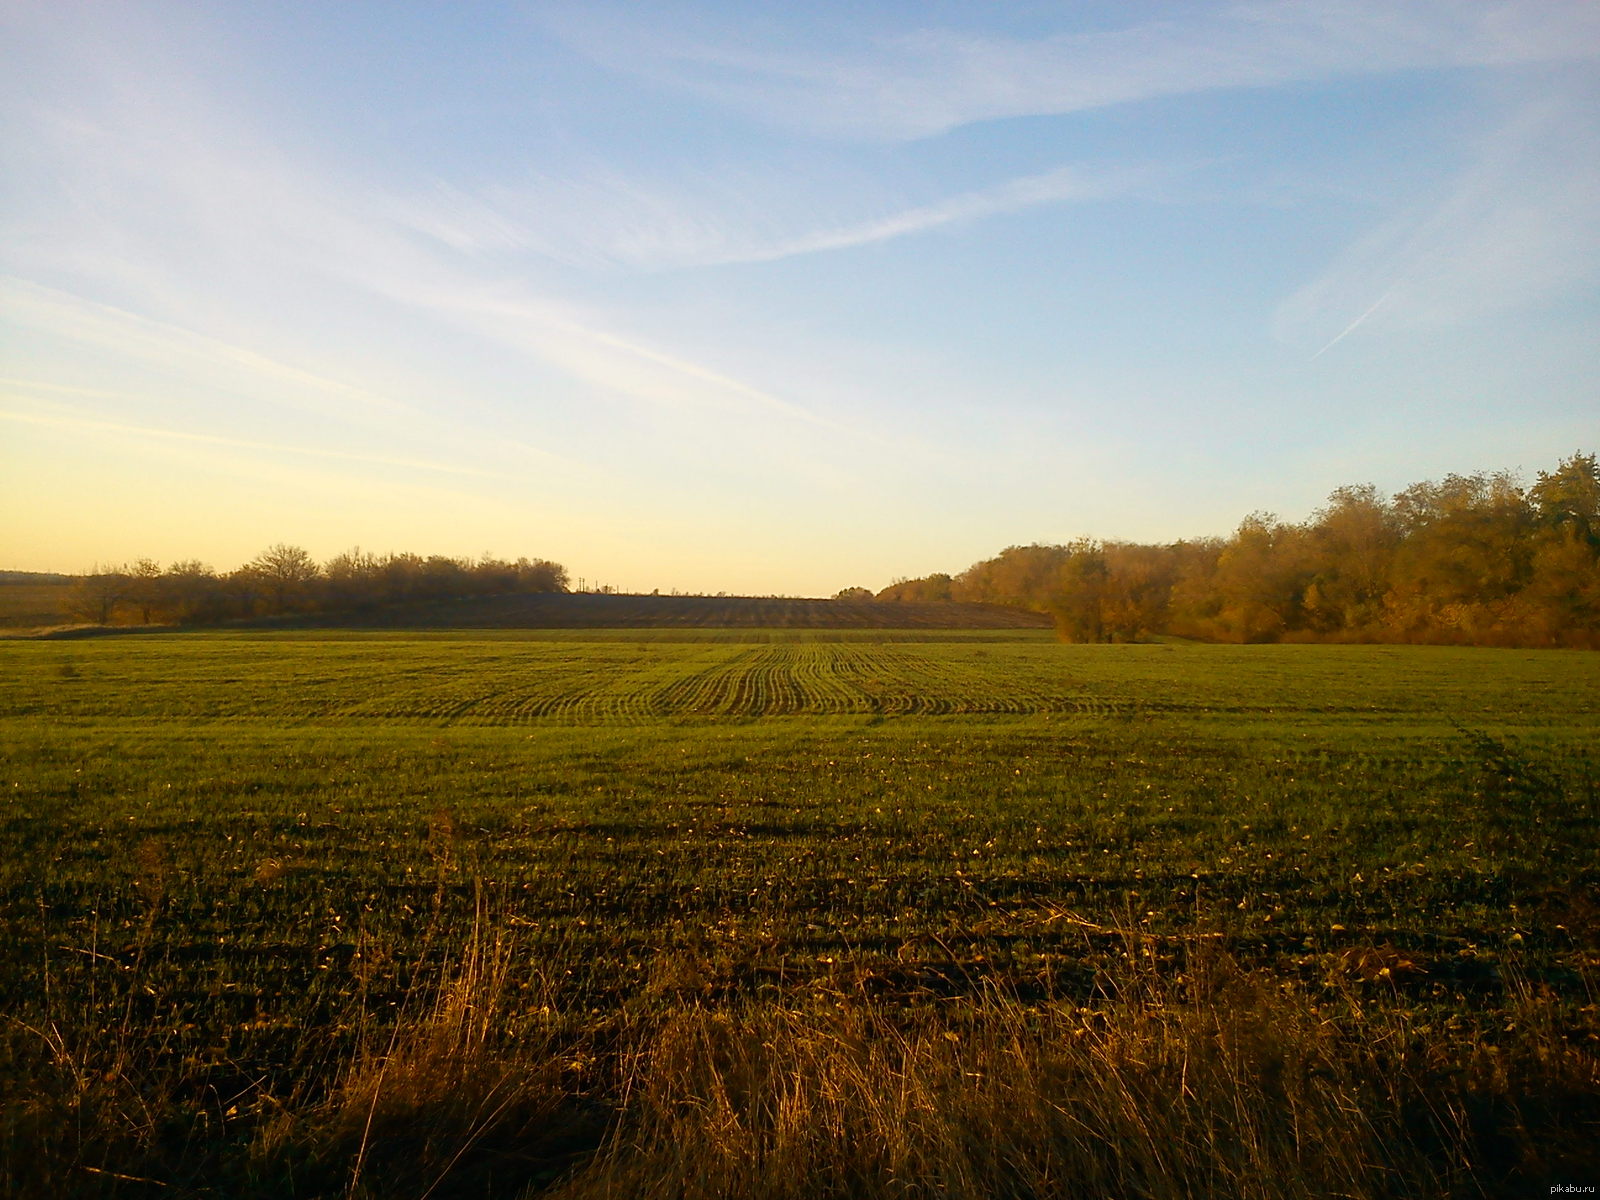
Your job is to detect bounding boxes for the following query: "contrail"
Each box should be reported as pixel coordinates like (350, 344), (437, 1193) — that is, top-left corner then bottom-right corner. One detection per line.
(1309, 287), (1396, 360)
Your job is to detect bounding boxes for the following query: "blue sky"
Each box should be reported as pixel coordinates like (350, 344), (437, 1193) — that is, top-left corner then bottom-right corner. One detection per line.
(3, 1), (1598, 594)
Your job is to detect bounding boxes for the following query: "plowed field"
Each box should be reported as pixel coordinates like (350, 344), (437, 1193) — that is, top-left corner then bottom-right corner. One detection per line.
(255, 592), (1054, 629)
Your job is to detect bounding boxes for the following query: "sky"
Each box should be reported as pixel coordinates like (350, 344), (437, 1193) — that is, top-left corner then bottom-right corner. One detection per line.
(2, 1), (1598, 596)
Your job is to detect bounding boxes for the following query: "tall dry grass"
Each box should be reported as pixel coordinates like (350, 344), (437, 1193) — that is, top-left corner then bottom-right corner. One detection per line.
(256, 896), (606, 1198)
(555, 947), (1599, 1200)
(6, 919), (1597, 1198)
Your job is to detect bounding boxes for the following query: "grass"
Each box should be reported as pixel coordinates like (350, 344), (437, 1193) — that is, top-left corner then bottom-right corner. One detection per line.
(2, 631), (1597, 1195)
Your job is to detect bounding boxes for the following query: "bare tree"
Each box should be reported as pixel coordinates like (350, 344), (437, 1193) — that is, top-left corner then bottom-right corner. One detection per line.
(127, 558), (163, 624)
(246, 544), (320, 614)
(64, 565), (131, 625)
(161, 560), (223, 624)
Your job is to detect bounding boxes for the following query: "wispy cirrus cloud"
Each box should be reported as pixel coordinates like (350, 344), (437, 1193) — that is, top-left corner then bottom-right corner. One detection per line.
(376, 281), (834, 428)
(0, 282), (586, 475)
(7, 1), (1597, 587)
(1, 88), (838, 436)
(0, 277), (415, 419)
(0, 404), (499, 478)
(1276, 75), (1600, 355)
(388, 162), (1152, 271)
(0, 5), (852, 439)
(543, 0), (1600, 140)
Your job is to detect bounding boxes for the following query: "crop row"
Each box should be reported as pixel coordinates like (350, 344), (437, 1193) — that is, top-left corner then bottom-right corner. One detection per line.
(18, 637), (1593, 729)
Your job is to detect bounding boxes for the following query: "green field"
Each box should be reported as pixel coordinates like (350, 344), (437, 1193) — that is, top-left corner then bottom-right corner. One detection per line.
(4, 631), (1598, 1197)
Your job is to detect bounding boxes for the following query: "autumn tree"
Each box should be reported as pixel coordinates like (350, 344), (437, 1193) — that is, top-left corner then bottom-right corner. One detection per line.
(853, 452), (1594, 649)
(322, 548), (383, 611)
(1049, 540), (1108, 642)
(1212, 514), (1311, 642)
(120, 558), (163, 624)
(513, 558), (568, 593)
(1164, 539), (1225, 640)
(161, 561), (225, 624)
(471, 556), (519, 596)
(954, 544), (1070, 610)
(64, 564), (131, 625)
(1520, 453), (1600, 645)
(1530, 452), (1599, 543)
(875, 574), (953, 603)
(1387, 472), (1532, 641)
(245, 544), (320, 615)
(1302, 485), (1399, 636)
(418, 555), (470, 600)
(1100, 542), (1176, 641)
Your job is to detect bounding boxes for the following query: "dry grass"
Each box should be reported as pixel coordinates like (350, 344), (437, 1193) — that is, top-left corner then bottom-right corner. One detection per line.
(8, 918), (1596, 1199)
(556, 950), (1599, 1200)
(290, 925), (601, 1197)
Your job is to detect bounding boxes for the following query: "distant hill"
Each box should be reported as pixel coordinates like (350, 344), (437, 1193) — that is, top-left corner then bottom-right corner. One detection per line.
(272, 592), (1052, 630)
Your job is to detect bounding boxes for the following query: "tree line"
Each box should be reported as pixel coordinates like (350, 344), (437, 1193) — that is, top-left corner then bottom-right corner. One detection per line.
(871, 452), (1600, 648)
(65, 547), (568, 626)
